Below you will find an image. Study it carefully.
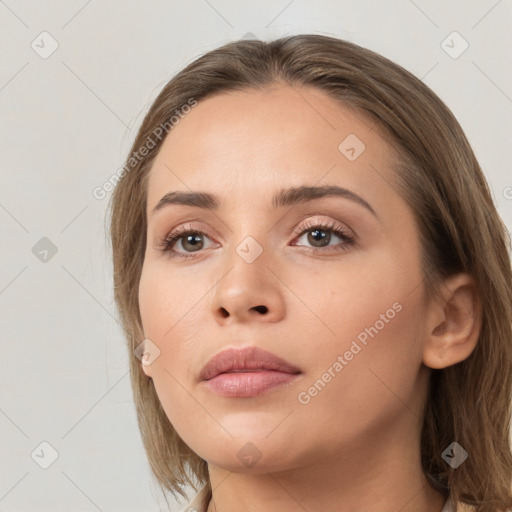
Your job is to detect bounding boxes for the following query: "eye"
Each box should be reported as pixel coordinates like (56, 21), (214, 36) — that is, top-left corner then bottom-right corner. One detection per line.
(159, 224), (216, 259)
(159, 219), (355, 260)
(291, 220), (354, 252)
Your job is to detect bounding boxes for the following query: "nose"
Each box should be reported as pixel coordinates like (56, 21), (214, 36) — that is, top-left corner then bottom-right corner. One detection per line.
(210, 246), (286, 325)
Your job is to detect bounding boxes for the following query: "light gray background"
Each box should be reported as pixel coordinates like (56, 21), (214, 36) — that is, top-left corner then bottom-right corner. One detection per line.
(1, 1), (511, 511)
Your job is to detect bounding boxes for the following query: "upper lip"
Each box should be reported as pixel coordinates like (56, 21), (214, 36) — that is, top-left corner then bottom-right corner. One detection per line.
(199, 346), (301, 381)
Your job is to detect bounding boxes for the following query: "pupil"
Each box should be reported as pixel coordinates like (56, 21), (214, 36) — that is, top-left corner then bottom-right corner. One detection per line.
(184, 234), (203, 251)
(309, 229), (330, 247)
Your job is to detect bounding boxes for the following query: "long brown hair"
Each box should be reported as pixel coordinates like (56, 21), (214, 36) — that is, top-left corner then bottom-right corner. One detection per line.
(108, 34), (512, 511)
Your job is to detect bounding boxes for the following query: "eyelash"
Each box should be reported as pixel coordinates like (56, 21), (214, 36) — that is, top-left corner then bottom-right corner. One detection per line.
(159, 220), (355, 260)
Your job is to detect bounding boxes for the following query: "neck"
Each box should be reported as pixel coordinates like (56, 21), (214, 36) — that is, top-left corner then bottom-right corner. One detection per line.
(205, 418), (447, 512)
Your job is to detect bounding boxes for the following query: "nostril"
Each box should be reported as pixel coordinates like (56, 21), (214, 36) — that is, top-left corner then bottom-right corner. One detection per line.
(253, 305), (268, 314)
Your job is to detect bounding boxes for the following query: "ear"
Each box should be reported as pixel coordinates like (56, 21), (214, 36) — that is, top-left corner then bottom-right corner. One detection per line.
(138, 338), (159, 378)
(141, 349), (153, 378)
(423, 273), (482, 369)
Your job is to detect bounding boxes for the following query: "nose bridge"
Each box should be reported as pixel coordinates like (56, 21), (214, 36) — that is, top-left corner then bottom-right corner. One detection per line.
(226, 204), (270, 263)
(227, 226), (271, 290)
(210, 219), (285, 323)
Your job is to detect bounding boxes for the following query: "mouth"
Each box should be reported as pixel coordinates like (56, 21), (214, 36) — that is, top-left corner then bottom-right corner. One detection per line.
(204, 369), (302, 397)
(199, 346), (302, 397)
(200, 346), (301, 380)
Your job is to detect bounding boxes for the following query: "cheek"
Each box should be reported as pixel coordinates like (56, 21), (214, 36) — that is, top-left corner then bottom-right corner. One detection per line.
(297, 249), (427, 408)
(137, 264), (206, 422)
(138, 262), (204, 341)
(286, 294), (427, 463)
(139, 263), (177, 337)
(290, 245), (423, 347)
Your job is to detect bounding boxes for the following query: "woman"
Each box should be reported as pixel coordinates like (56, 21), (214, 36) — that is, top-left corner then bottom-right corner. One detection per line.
(108, 35), (512, 511)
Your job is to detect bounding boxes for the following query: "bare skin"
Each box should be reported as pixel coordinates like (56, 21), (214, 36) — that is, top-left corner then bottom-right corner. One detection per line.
(138, 83), (480, 512)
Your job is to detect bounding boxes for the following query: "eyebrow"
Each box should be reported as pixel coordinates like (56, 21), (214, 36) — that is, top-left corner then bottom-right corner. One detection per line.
(151, 185), (378, 219)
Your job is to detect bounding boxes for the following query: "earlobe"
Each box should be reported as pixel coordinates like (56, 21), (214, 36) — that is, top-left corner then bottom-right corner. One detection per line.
(422, 273), (482, 369)
(138, 338), (154, 378)
(141, 356), (153, 377)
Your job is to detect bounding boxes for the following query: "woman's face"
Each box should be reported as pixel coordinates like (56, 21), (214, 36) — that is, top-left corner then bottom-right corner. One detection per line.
(138, 84), (432, 473)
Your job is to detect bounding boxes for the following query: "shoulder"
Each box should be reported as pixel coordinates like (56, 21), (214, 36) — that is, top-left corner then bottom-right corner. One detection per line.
(441, 496), (475, 512)
(181, 484), (211, 512)
(181, 489), (497, 512)
(455, 501), (489, 512)
(454, 504), (473, 512)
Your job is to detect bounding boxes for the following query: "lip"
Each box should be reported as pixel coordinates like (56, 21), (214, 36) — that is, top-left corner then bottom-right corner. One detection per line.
(199, 346), (302, 398)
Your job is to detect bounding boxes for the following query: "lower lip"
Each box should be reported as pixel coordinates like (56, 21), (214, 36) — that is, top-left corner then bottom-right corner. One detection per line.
(204, 371), (301, 398)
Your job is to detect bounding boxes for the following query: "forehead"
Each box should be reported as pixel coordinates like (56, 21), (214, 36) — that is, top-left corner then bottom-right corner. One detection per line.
(146, 84), (400, 214)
